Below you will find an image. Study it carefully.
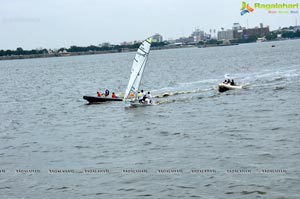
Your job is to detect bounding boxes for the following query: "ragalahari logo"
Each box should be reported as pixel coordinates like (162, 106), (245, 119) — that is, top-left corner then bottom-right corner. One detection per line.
(241, 1), (254, 15)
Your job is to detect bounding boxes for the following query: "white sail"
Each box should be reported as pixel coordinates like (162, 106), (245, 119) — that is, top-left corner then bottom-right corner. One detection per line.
(124, 38), (152, 100)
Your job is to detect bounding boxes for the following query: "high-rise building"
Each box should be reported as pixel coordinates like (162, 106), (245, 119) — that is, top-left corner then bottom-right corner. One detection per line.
(217, 29), (234, 40)
(232, 23), (270, 39)
(260, 23), (263, 28)
(242, 25), (269, 38)
(152, 33), (163, 42)
(232, 23), (243, 39)
(175, 37), (194, 44)
(191, 29), (205, 42)
(99, 42), (112, 47)
(232, 23), (242, 31)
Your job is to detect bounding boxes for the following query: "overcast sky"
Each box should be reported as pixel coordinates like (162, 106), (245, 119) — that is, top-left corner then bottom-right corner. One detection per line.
(0, 0), (299, 50)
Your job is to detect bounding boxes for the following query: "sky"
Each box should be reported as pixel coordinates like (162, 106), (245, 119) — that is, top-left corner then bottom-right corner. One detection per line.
(0, 0), (299, 50)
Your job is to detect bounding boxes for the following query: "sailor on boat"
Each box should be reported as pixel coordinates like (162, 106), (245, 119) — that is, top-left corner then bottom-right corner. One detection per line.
(138, 92), (142, 102)
(145, 91), (152, 104)
(104, 88), (110, 97)
(97, 92), (101, 97)
(138, 90), (145, 103)
(230, 79), (235, 85)
(112, 92), (116, 98)
(140, 91), (152, 104)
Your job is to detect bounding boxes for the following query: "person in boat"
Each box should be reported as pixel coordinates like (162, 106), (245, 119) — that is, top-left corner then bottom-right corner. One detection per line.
(142, 94), (147, 103)
(112, 92), (116, 98)
(104, 88), (110, 97)
(227, 79), (231, 84)
(139, 90), (145, 103)
(223, 79), (228, 84)
(230, 79), (235, 86)
(97, 92), (101, 97)
(145, 91), (152, 104)
(138, 92), (142, 102)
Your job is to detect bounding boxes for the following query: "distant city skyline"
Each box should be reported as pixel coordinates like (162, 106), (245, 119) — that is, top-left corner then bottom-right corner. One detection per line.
(0, 0), (299, 50)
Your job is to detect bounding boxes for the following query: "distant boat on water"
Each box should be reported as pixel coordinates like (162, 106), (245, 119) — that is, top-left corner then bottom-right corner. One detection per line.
(256, 37), (266, 42)
(218, 83), (243, 92)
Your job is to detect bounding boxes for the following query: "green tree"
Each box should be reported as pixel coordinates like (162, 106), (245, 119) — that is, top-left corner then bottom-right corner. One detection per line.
(282, 31), (294, 38)
(16, 47), (23, 52)
(198, 41), (204, 45)
(207, 39), (222, 45)
(265, 32), (277, 40)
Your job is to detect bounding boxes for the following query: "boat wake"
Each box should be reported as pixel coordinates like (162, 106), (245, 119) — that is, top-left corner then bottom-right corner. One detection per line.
(154, 89), (200, 98)
(123, 65), (298, 106)
(152, 82), (214, 99)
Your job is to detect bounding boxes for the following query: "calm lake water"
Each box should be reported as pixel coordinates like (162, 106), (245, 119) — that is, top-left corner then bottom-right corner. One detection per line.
(0, 40), (300, 199)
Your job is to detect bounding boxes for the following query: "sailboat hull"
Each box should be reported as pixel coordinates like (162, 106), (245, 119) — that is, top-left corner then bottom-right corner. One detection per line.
(83, 96), (122, 103)
(130, 102), (153, 107)
(124, 100), (154, 107)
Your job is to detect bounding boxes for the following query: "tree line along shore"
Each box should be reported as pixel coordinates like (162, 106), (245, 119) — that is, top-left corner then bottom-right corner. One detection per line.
(0, 42), (171, 61)
(1, 30), (299, 61)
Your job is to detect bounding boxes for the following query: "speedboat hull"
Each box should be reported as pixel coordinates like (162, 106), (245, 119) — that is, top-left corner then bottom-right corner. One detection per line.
(218, 83), (242, 92)
(83, 96), (122, 103)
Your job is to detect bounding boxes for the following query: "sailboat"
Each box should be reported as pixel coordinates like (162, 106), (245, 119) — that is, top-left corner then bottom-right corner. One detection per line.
(123, 37), (153, 106)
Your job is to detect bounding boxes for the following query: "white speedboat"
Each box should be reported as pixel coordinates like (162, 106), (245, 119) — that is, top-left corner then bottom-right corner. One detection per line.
(218, 83), (242, 92)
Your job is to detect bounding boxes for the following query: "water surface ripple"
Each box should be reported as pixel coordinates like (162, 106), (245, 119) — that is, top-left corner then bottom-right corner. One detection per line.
(0, 40), (300, 198)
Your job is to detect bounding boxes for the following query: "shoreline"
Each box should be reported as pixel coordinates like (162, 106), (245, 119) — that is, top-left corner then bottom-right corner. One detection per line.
(0, 38), (297, 61)
(0, 45), (194, 61)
